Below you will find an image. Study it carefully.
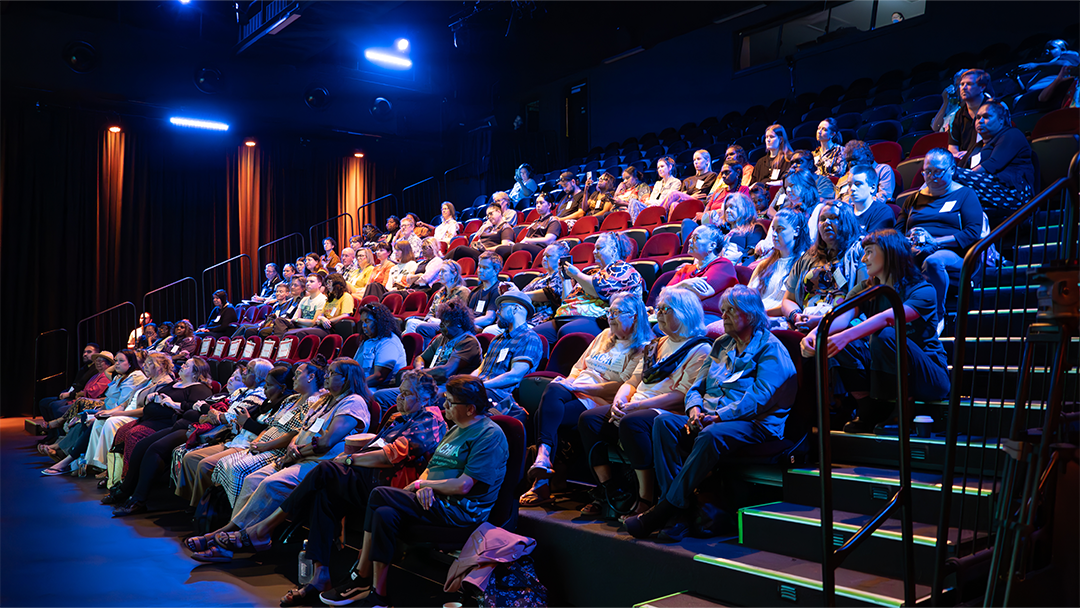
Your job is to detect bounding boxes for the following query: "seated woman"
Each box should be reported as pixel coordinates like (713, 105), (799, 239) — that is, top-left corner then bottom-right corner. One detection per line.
(781, 201), (867, 333)
(341, 375), (508, 608)
(357, 303), (407, 390)
(394, 237), (445, 294)
(895, 148), (983, 332)
(739, 208), (812, 334)
(82, 351), (153, 472)
(433, 202), (461, 247)
(381, 241), (419, 295)
(801, 229), (950, 434)
(788, 150), (839, 203)
(952, 101), (1035, 211)
(521, 242), (572, 328)
(814, 118), (846, 177)
(190, 371), (447, 608)
(577, 288), (712, 518)
(210, 363), (327, 507)
(532, 232), (645, 346)
(286, 273), (355, 341)
(150, 323), (173, 351)
(41, 351), (126, 474)
(281, 263), (297, 284)
(303, 252), (327, 278)
(519, 293), (653, 507)
(694, 159), (749, 229)
(343, 248), (377, 295)
(403, 261), (471, 337)
(510, 193), (563, 259)
(380, 216), (400, 245)
(626, 286), (798, 541)
(251, 263), (283, 304)
(724, 145), (755, 187)
(582, 172), (618, 220)
(835, 140), (896, 205)
(749, 125), (793, 186)
(321, 237), (340, 271)
(629, 156), (681, 221)
(450, 204), (515, 264)
(287, 273), (329, 333)
(757, 169), (820, 258)
(196, 290), (238, 339)
(668, 224), (739, 328)
(663, 150), (718, 209)
(718, 193), (766, 266)
(107, 357), (216, 516)
(612, 166), (652, 215)
(367, 243), (394, 291)
(164, 320), (200, 367)
(193, 358), (372, 562)
(509, 163), (539, 204)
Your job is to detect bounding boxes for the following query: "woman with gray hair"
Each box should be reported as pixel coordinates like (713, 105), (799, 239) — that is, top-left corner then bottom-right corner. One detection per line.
(627, 285), (798, 541)
(521, 241), (572, 327)
(576, 287), (712, 518)
(520, 292), (656, 507)
(532, 232), (645, 346)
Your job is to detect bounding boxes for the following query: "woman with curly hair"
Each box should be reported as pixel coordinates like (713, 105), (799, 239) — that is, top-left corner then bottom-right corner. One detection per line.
(357, 302), (407, 389)
(404, 260), (471, 338)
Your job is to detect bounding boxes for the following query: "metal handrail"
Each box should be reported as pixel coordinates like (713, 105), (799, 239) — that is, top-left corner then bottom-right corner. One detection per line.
(76, 302), (137, 356)
(257, 233), (306, 282)
(308, 213), (355, 267)
(142, 277), (198, 326)
(364, 193), (399, 230)
(931, 154), (1079, 605)
(815, 284), (915, 607)
(35, 329), (70, 401)
(200, 254), (251, 323)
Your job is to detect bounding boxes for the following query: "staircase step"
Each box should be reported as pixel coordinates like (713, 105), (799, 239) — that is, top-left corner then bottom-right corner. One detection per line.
(916, 396), (1068, 436)
(1013, 241), (1061, 265)
(693, 551), (931, 607)
(943, 335), (1080, 368)
(738, 502), (988, 585)
(953, 364), (1079, 402)
(783, 466), (996, 528)
(969, 283), (1039, 310)
(828, 430), (1004, 475)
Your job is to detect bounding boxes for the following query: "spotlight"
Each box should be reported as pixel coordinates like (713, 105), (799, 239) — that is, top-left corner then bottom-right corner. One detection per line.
(370, 97), (393, 122)
(364, 49), (412, 70)
(244, 140), (256, 147)
(354, 151), (364, 158)
(396, 38), (409, 51)
(169, 116), (230, 131)
(62, 40), (98, 73)
(304, 86), (331, 110)
(108, 126), (121, 133)
(193, 67), (224, 95)
(179, 0), (191, 4)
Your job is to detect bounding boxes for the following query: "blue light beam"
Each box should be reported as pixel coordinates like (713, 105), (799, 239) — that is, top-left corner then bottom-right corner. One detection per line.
(169, 116), (230, 131)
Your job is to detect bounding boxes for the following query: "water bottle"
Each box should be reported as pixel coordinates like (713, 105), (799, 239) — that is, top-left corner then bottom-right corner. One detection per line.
(298, 540), (314, 586)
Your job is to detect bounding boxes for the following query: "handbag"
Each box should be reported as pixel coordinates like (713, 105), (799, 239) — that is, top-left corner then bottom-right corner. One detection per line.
(473, 556), (548, 608)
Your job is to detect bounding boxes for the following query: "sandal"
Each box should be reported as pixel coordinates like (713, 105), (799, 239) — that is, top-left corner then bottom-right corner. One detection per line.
(280, 584), (320, 607)
(527, 462), (555, 482)
(519, 484), (551, 507)
(191, 545), (234, 563)
(579, 500), (604, 515)
(214, 529), (271, 553)
(619, 497), (654, 522)
(185, 534), (215, 552)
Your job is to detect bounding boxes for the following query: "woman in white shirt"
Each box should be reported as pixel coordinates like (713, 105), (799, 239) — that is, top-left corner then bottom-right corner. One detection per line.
(433, 202), (461, 247)
(576, 287), (712, 518)
(384, 241), (418, 291)
(629, 156), (682, 221)
(519, 293), (655, 506)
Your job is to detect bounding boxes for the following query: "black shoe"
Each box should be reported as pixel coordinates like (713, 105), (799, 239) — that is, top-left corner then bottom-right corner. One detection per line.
(100, 491), (127, 505)
(320, 571), (373, 606)
(625, 500), (678, 539)
(843, 418), (876, 434)
(657, 516), (692, 543)
(112, 500), (147, 517)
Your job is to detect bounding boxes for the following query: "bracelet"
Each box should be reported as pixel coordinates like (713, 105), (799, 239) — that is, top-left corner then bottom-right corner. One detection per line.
(787, 310), (801, 326)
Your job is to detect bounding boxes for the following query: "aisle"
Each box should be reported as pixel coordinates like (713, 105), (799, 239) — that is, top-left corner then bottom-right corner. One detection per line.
(0, 418), (295, 607)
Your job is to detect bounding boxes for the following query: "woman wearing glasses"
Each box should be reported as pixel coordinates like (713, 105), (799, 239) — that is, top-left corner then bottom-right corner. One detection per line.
(519, 293), (655, 506)
(576, 287), (712, 519)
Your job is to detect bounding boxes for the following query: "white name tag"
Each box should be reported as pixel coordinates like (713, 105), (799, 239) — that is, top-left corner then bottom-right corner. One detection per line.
(969, 152), (981, 167)
(278, 408), (297, 424)
(696, 179), (705, 189)
(496, 348), (508, 363)
(309, 416), (326, 434)
(770, 169), (780, 181)
(833, 267), (847, 289)
(476, 300), (486, 312)
(940, 199), (958, 213)
(213, 316), (221, 323)
(170, 345), (180, 354)
(723, 369), (746, 383)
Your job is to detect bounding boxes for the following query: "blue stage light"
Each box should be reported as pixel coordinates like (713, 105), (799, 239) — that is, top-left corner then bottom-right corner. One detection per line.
(169, 116), (229, 131)
(364, 49), (412, 70)
(396, 38), (409, 51)
(179, 0), (191, 4)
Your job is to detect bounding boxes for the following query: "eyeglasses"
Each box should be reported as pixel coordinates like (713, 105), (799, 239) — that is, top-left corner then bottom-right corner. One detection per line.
(605, 308), (629, 319)
(925, 168), (951, 178)
(656, 305), (675, 315)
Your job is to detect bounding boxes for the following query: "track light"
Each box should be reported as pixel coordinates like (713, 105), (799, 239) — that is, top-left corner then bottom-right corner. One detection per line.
(244, 140), (256, 147)
(169, 116), (230, 131)
(396, 38), (409, 51)
(363, 49), (412, 70)
(354, 151), (364, 158)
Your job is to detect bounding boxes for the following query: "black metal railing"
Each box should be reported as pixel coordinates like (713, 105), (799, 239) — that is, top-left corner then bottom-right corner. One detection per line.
(402, 176), (440, 225)
(142, 277), (199, 329)
(367, 193), (399, 228)
(257, 233), (306, 284)
(815, 284), (915, 607)
(34, 328), (69, 407)
(931, 153), (1079, 605)
(308, 213), (355, 264)
(76, 302), (137, 355)
(200, 254), (252, 323)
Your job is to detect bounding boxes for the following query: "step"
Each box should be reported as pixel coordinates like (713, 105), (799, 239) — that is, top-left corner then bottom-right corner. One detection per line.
(738, 502), (988, 586)
(1013, 241), (1061, 265)
(917, 396), (1068, 436)
(693, 551), (932, 607)
(953, 364), (1079, 403)
(942, 335), (1080, 368)
(783, 466), (996, 529)
(968, 283), (1039, 310)
(827, 430), (1005, 475)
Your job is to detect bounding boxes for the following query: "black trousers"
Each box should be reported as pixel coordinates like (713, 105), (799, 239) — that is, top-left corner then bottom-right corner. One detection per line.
(119, 428), (189, 501)
(363, 486), (464, 565)
(534, 382), (587, 448)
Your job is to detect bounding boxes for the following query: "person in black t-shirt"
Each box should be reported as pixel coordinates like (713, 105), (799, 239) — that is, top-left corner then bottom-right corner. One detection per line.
(948, 69), (991, 159)
(554, 171), (585, 220)
(511, 193), (563, 258)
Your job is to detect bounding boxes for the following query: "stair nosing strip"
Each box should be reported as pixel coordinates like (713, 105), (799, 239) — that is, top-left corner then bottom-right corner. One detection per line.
(739, 508), (939, 546)
(787, 469), (994, 496)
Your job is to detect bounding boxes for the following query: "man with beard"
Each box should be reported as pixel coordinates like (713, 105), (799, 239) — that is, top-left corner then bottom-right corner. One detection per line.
(35, 342), (101, 437)
(470, 291), (544, 424)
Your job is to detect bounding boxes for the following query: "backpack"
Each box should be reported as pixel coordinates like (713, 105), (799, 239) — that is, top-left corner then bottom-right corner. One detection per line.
(193, 486), (231, 536)
(473, 556), (548, 608)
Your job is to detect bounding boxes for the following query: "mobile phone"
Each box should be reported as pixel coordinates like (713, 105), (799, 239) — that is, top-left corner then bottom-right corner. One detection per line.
(587, 171), (593, 181)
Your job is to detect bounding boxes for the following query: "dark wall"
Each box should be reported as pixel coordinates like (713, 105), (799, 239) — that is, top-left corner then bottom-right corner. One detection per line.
(516, 1), (1076, 167)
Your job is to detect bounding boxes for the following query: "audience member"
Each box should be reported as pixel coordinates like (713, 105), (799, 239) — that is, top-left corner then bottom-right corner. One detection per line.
(286, 273), (355, 340)
(127, 312), (153, 348)
(725, 145), (755, 187)
(953, 101), (1034, 210)
(749, 125), (793, 186)
(718, 193), (766, 266)
(37, 343), (101, 426)
(849, 165), (896, 235)
(664, 150), (717, 208)
(746, 208), (812, 329)
(510, 163), (539, 204)
(813, 118), (846, 177)
(932, 69), (968, 133)
(321, 237), (340, 271)
(196, 290), (238, 339)
(355, 303), (407, 389)
(521, 242), (572, 328)
(668, 224), (738, 328)
(304, 252), (328, 278)
(835, 140), (896, 205)
(696, 160), (750, 228)
(583, 172), (617, 219)
(472, 291), (545, 422)
(451, 204), (514, 265)
(511, 193), (562, 258)
(434, 202), (461, 247)
(630, 156), (681, 220)
(491, 190), (518, 227)
(554, 172), (586, 220)
(403, 260), (471, 338)
(948, 69), (992, 158)
(612, 166), (651, 215)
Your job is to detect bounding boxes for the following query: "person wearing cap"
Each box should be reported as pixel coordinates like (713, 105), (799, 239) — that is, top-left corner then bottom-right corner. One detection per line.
(554, 172), (586, 221)
(470, 290), (544, 424)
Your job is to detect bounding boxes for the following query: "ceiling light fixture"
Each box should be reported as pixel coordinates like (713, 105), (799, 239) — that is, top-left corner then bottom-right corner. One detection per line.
(244, 140), (256, 147)
(169, 116), (230, 131)
(396, 38), (409, 51)
(364, 49), (412, 70)
(354, 151), (364, 158)
(108, 126), (122, 133)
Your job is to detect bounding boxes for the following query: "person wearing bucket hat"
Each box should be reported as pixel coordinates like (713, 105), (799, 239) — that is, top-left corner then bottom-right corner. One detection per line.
(469, 291), (544, 423)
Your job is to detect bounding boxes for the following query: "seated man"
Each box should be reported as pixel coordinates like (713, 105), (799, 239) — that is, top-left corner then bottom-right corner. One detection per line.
(472, 291), (545, 423)
(491, 190), (518, 227)
(342, 375), (509, 608)
(947, 69), (992, 159)
(449, 204), (515, 265)
(849, 165), (895, 235)
(509, 192), (562, 259)
(37, 342), (101, 428)
(626, 286), (797, 542)
(553, 171), (586, 221)
(834, 141), (895, 206)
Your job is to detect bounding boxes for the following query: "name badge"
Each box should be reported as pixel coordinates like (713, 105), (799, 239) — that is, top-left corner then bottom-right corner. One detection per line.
(833, 267), (847, 289)
(969, 152), (981, 167)
(770, 169), (780, 181)
(695, 179), (705, 189)
(213, 316), (221, 323)
(496, 348), (508, 363)
(476, 300), (486, 312)
(309, 416), (326, 434)
(940, 199), (958, 213)
(329, 307), (337, 317)
(170, 345), (180, 354)
(277, 408), (297, 424)
(723, 369), (746, 383)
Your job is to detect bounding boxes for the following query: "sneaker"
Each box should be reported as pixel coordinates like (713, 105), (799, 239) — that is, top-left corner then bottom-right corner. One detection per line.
(319, 571), (372, 606)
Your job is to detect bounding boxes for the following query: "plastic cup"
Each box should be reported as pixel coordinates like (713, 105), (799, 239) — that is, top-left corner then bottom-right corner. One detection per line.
(913, 415), (934, 438)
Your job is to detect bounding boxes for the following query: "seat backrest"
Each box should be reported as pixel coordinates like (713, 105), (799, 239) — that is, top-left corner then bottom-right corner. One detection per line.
(242, 306), (259, 323)
(633, 205), (667, 228)
(547, 332), (595, 376)
(257, 336), (278, 360)
(457, 257), (476, 277)
(569, 215), (598, 236)
(523, 209), (540, 224)
(504, 250), (533, 272)
(276, 335), (298, 361)
(317, 334), (342, 360)
(226, 337), (243, 358)
(1031, 107), (1080, 140)
(646, 270), (678, 307)
(640, 232), (680, 258)
(462, 219), (483, 236)
(381, 292), (404, 315)
(477, 333), (495, 355)
(909, 132), (949, 159)
(340, 333), (362, 359)
(239, 338), (259, 360)
(446, 235), (469, 254)
(570, 242), (596, 266)
(198, 337), (214, 356)
(486, 416), (526, 531)
(735, 265), (753, 285)
(401, 332), (423, 364)
(400, 291), (427, 315)
(293, 334), (320, 362)
(870, 141), (903, 173)
(360, 295), (380, 307)
(599, 211), (631, 232)
(211, 337), (229, 359)
(669, 199), (704, 223)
